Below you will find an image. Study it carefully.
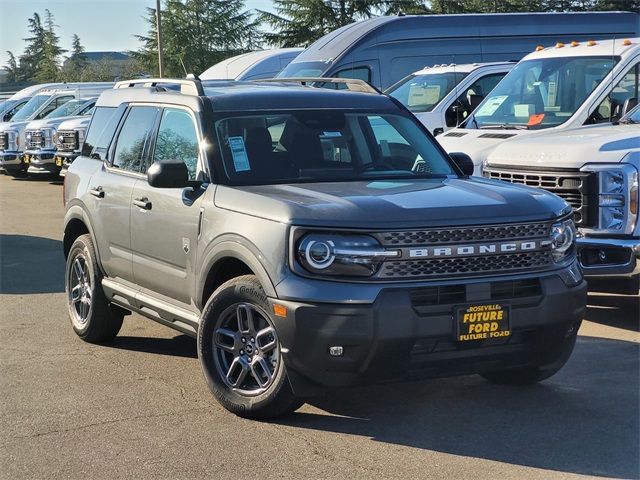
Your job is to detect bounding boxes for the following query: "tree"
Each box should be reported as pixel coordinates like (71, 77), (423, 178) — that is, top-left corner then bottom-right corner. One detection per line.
(60, 34), (89, 81)
(258, 0), (430, 48)
(34, 9), (67, 82)
(4, 52), (19, 82)
(131, 0), (262, 77)
(14, 12), (46, 81)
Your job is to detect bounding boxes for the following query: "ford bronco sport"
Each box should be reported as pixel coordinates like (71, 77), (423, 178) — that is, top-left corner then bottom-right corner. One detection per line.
(63, 76), (587, 419)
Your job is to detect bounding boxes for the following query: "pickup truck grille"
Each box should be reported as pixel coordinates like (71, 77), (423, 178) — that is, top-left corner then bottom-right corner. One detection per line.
(58, 131), (78, 152)
(26, 131), (44, 149)
(483, 166), (597, 227)
(0, 133), (6, 151)
(371, 221), (556, 280)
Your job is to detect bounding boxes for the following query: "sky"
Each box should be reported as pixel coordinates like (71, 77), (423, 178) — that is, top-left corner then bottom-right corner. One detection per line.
(0, 0), (276, 70)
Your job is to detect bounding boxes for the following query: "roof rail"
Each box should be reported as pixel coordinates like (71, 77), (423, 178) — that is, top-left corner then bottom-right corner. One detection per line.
(114, 74), (204, 96)
(258, 77), (381, 94)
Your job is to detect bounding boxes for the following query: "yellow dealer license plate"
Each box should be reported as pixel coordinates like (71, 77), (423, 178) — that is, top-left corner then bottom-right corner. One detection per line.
(56, 156), (63, 167)
(24, 154), (30, 163)
(456, 303), (510, 342)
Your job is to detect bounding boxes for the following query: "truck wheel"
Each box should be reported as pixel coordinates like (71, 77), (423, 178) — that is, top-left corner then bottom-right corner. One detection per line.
(65, 234), (123, 343)
(6, 169), (28, 178)
(481, 328), (578, 385)
(198, 275), (303, 419)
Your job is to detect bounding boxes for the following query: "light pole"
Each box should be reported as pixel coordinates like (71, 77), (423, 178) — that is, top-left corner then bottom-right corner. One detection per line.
(156, 0), (164, 77)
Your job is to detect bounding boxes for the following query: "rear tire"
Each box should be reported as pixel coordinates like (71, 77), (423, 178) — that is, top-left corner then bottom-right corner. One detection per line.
(65, 234), (123, 343)
(198, 275), (303, 419)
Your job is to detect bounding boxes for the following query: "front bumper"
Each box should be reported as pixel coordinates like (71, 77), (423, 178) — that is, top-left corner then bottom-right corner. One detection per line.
(24, 150), (60, 174)
(0, 151), (25, 171)
(577, 237), (640, 279)
(270, 271), (587, 389)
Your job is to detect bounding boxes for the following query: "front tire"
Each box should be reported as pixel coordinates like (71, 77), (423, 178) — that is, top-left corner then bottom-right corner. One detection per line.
(65, 234), (123, 343)
(198, 275), (303, 419)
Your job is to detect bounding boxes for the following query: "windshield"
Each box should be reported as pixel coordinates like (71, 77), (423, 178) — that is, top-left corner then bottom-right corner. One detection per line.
(10, 94), (51, 121)
(277, 61), (329, 78)
(46, 99), (91, 119)
(386, 72), (469, 113)
(215, 111), (455, 185)
(466, 56), (617, 130)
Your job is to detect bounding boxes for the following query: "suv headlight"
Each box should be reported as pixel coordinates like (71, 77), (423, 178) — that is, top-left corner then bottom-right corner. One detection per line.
(296, 233), (399, 277)
(582, 163), (639, 234)
(549, 219), (576, 263)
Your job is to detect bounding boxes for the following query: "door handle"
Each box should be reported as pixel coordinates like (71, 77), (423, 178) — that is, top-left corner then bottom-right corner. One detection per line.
(133, 197), (152, 210)
(89, 187), (104, 198)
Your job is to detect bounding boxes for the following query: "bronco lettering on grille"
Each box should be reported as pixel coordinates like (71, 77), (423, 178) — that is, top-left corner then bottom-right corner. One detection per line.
(408, 240), (538, 259)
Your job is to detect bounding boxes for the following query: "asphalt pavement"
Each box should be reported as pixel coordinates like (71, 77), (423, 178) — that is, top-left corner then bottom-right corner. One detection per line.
(1, 173), (638, 480)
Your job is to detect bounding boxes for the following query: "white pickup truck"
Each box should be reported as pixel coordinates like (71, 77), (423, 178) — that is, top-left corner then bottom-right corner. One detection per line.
(438, 38), (640, 175)
(385, 62), (515, 135)
(483, 103), (640, 294)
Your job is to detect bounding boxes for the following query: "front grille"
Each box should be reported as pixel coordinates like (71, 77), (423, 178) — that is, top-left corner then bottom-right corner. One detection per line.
(409, 279), (540, 308)
(381, 251), (550, 279)
(58, 131), (78, 152)
(377, 224), (548, 245)
(26, 131), (44, 149)
(484, 166), (597, 227)
(0, 133), (6, 151)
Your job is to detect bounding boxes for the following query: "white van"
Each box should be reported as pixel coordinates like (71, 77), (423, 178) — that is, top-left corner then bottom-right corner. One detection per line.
(437, 38), (640, 174)
(200, 48), (303, 81)
(386, 62), (515, 135)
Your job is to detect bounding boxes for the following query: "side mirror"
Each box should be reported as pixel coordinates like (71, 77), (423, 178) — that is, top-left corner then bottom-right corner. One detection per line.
(147, 159), (201, 188)
(449, 152), (475, 176)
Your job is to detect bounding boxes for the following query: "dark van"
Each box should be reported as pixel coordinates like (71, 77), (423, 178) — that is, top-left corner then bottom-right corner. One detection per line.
(277, 12), (640, 89)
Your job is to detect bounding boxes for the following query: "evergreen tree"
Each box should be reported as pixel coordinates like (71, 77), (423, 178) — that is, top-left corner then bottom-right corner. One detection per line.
(34, 10), (67, 82)
(15, 12), (46, 81)
(258, 0), (429, 48)
(131, 0), (262, 77)
(4, 52), (19, 82)
(60, 34), (89, 81)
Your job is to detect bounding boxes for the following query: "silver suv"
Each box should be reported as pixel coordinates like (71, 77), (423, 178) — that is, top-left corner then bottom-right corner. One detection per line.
(63, 76), (587, 419)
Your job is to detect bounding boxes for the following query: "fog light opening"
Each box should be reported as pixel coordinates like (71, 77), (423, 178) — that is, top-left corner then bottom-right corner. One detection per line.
(329, 346), (344, 357)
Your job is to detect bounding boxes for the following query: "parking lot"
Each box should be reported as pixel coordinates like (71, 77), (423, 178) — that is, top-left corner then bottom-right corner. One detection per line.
(1, 173), (638, 480)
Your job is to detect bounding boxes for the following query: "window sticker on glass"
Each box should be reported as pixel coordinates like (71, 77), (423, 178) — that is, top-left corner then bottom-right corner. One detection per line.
(229, 136), (251, 172)
(322, 131), (342, 137)
(476, 95), (508, 116)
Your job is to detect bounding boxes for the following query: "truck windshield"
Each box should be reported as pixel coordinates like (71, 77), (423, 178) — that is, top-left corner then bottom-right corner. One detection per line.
(466, 56), (617, 129)
(386, 72), (468, 113)
(10, 94), (51, 122)
(46, 99), (90, 119)
(277, 61), (329, 78)
(215, 111), (455, 185)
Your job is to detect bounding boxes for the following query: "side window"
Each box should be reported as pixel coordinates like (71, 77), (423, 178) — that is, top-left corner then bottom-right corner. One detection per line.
(335, 67), (371, 87)
(112, 106), (158, 173)
(82, 105), (123, 159)
(593, 63), (639, 123)
(151, 108), (199, 180)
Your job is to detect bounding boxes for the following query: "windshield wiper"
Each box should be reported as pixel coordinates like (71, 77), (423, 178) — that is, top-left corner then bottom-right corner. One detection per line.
(478, 124), (528, 130)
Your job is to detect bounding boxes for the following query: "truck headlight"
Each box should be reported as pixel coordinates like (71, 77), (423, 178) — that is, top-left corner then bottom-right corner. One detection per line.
(297, 233), (399, 277)
(549, 219), (575, 263)
(582, 164), (639, 234)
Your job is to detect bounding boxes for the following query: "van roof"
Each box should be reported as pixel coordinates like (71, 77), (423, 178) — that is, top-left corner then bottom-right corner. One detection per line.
(289, 12), (640, 65)
(412, 61), (517, 75)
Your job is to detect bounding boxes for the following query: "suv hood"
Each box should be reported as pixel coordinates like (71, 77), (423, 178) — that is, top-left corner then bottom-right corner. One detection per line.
(486, 123), (640, 169)
(215, 177), (569, 228)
